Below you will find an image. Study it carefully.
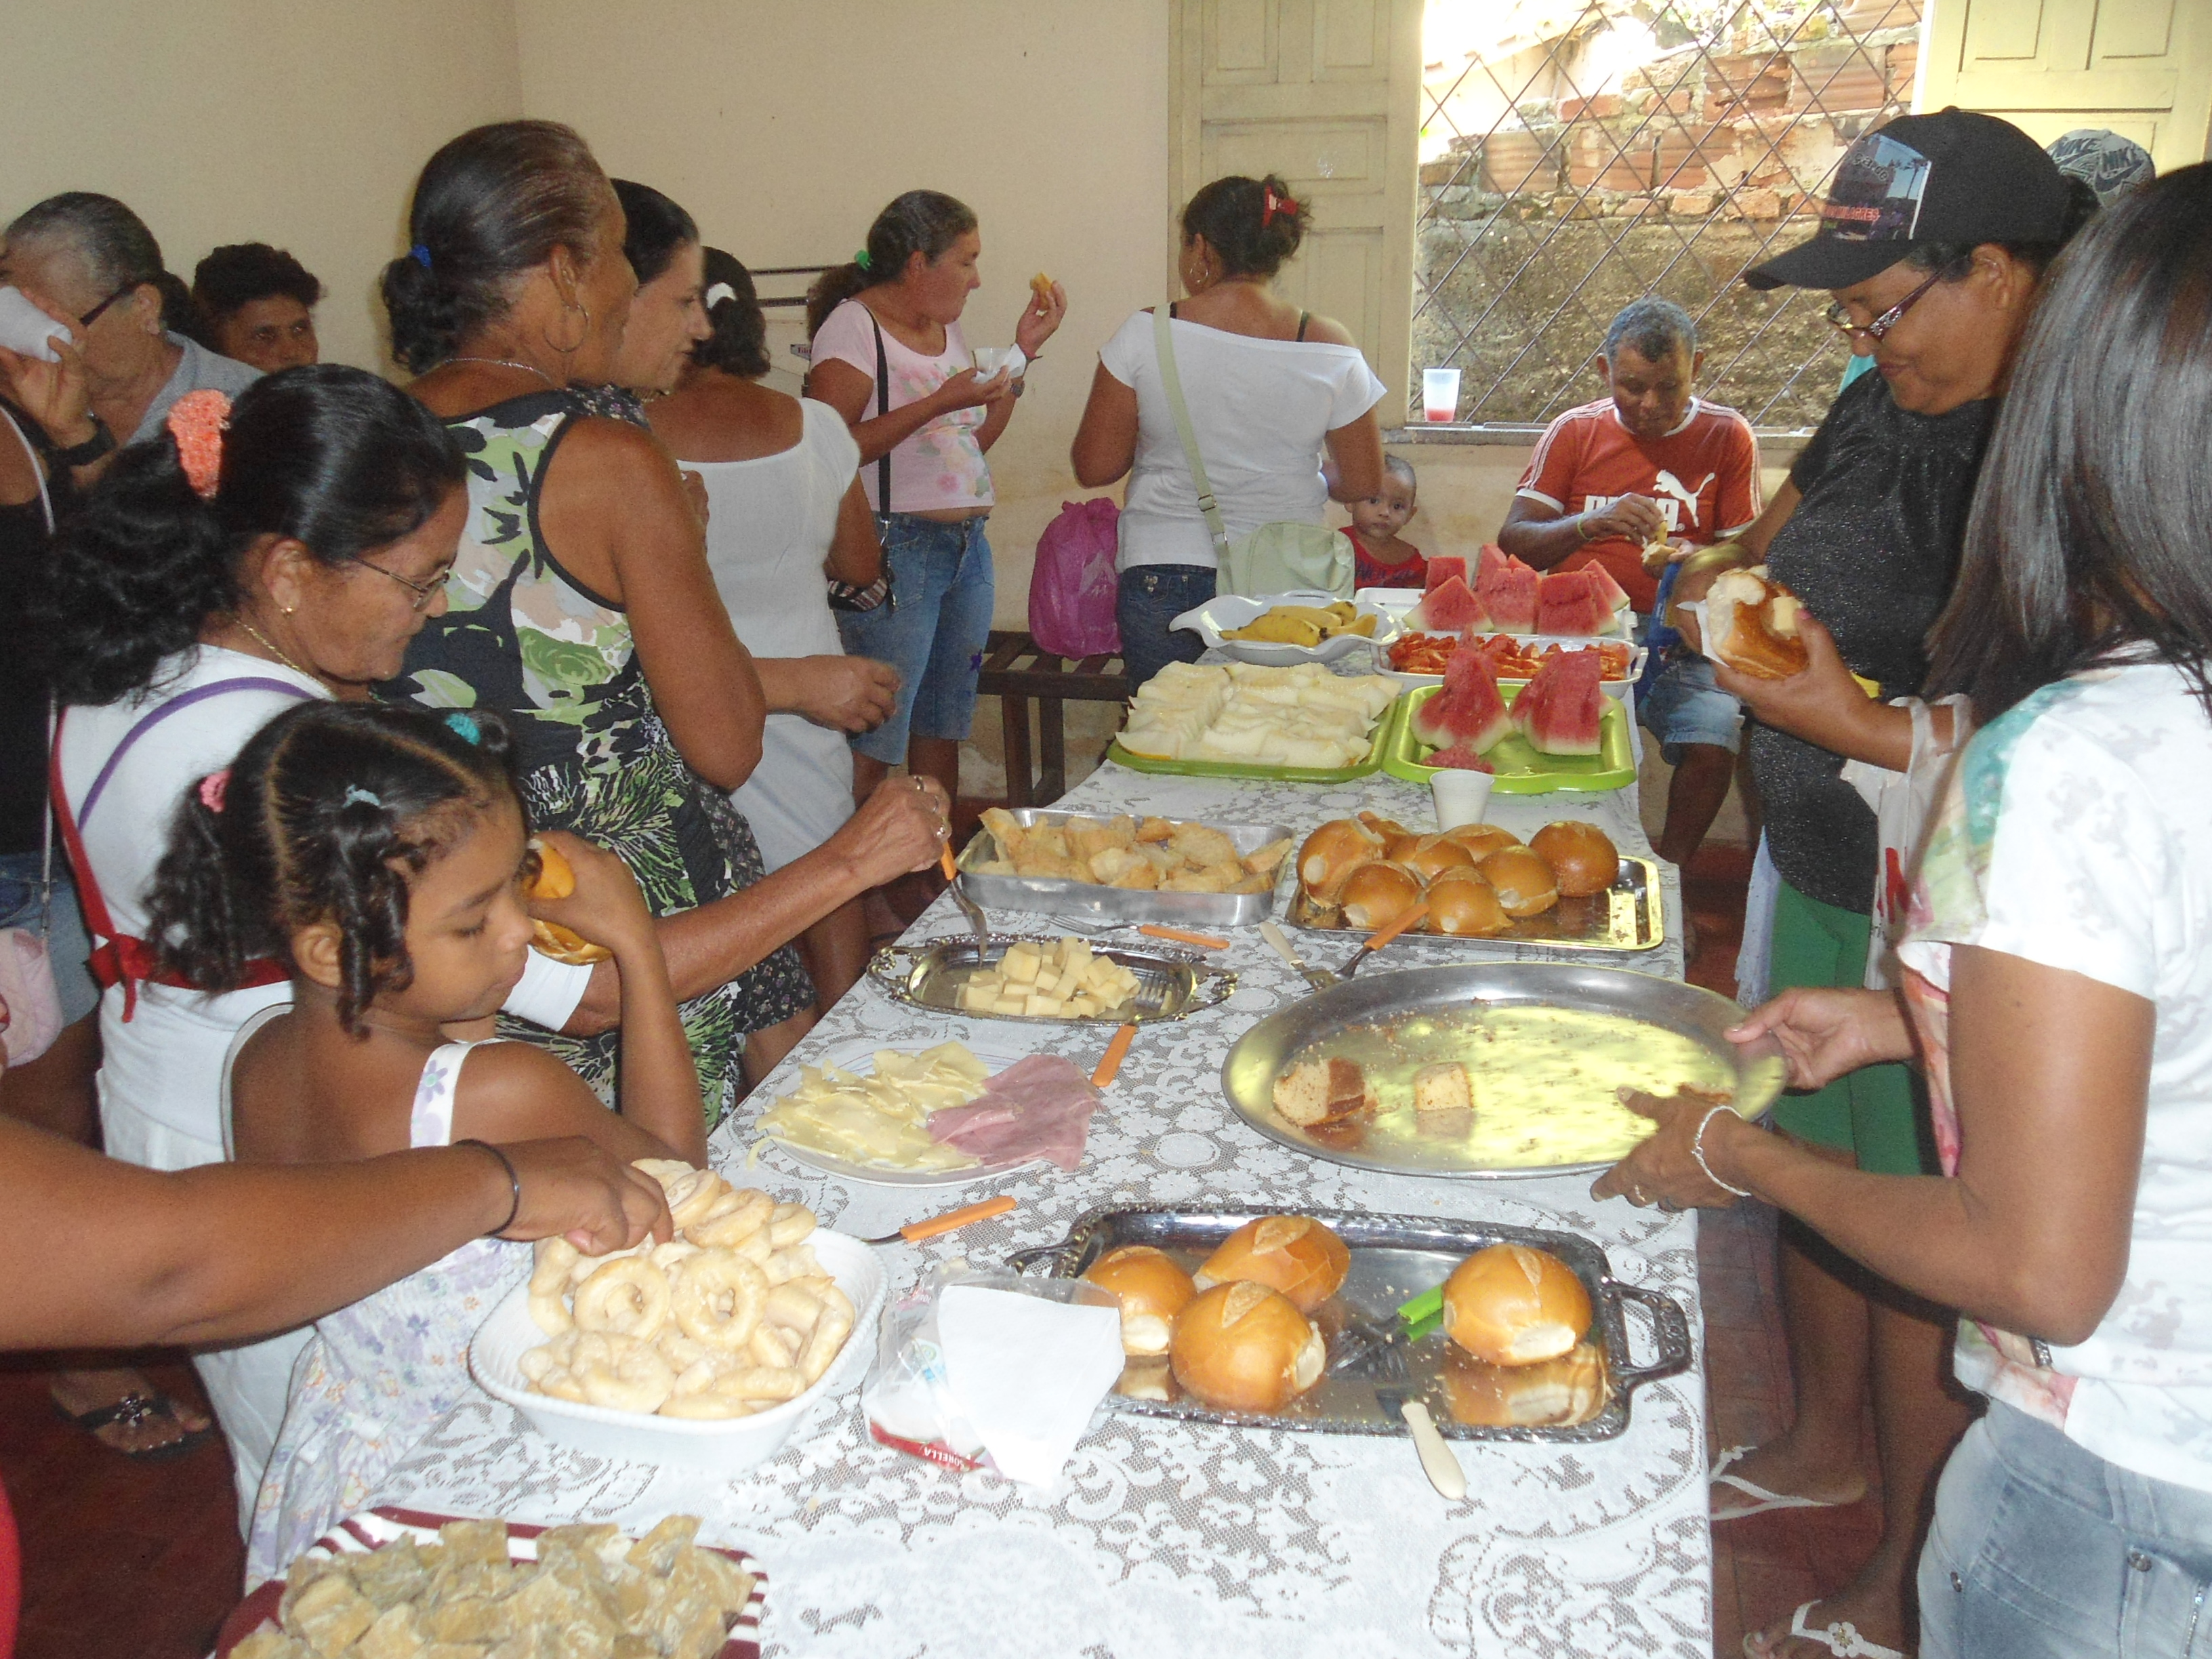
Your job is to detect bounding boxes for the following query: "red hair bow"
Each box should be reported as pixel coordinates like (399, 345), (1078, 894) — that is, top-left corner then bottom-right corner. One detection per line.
(167, 390), (232, 501)
(1261, 186), (1300, 227)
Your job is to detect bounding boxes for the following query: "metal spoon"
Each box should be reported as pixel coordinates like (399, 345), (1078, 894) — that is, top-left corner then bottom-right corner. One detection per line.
(941, 845), (993, 962)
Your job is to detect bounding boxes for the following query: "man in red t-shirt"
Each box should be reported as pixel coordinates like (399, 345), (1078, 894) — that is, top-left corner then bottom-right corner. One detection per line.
(1498, 299), (1764, 876)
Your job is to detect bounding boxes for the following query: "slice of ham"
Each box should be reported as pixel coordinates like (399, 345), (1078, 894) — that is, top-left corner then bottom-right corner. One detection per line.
(925, 1054), (1103, 1172)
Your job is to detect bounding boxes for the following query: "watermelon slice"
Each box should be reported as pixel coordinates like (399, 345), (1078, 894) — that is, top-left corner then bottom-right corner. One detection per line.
(1427, 743), (1495, 773)
(1475, 544), (1511, 586)
(1584, 562), (1633, 613)
(1513, 649), (1605, 756)
(1536, 569), (1612, 637)
(1412, 648), (1513, 754)
(1477, 558), (1539, 633)
(1423, 554), (1468, 592)
(1407, 575), (1488, 633)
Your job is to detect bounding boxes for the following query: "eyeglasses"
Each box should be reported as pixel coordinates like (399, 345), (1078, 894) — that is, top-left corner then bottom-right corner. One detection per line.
(77, 283), (138, 328)
(1822, 265), (1954, 344)
(354, 558), (452, 611)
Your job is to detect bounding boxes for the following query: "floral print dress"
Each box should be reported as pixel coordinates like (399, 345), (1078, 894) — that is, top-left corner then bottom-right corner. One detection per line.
(385, 390), (812, 1124)
(244, 1040), (525, 1581)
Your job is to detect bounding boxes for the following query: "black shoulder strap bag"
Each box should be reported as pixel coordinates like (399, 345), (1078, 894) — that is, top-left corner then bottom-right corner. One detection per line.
(826, 310), (895, 614)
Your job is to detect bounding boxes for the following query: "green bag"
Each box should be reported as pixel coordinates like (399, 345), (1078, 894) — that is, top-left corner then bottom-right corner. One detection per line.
(1152, 308), (1353, 599)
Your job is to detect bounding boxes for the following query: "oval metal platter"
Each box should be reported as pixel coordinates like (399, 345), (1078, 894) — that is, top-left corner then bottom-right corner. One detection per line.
(1221, 962), (1787, 1179)
(867, 934), (1237, 1026)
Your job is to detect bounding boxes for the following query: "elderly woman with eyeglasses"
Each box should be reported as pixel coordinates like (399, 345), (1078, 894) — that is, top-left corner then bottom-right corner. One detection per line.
(1, 192), (258, 464)
(1666, 111), (2102, 1659)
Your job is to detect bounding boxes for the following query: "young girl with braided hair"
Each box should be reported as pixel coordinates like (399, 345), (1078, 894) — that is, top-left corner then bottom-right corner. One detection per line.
(144, 697), (707, 1578)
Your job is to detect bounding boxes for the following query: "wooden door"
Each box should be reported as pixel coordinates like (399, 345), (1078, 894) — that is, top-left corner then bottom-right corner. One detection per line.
(1919, 0), (2212, 169)
(1170, 0), (1425, 417)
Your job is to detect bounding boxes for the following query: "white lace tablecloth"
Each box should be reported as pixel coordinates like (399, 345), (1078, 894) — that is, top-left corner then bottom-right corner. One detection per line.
(373, 762), (1714, 1658)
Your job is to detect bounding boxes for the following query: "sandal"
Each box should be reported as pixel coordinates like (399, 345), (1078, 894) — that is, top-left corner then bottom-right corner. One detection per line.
(1710, 1444), (1850, 1521)
(53, 1389), (218, 1462)
(1742, 1600), (1906, 1659)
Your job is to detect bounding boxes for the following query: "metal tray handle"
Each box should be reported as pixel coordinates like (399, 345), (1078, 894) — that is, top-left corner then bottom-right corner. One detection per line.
(1602, 1278), (1692, 1395)
(1005, 1237), (1083, 1275)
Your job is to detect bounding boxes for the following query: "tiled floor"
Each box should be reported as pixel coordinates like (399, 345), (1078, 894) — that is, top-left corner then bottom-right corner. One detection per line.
(2, 840), (1858, 1659)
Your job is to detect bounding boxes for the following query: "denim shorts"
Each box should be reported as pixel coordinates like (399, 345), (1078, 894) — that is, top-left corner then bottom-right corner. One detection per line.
(1116, 564), (1216, 689)
(1637, 649), (1742, 760)
(836, 513), (996, 765)
(0, 851), (100, 1025)
(1920, 1400), (2212, 1658)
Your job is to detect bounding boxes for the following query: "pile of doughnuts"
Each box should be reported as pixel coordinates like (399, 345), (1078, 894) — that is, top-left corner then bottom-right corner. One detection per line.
(518, 1160), (854, 1419)
(1294, 813), (1622, 935)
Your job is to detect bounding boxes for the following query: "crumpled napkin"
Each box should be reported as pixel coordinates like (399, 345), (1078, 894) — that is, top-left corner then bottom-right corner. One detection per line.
(937, 1283), (1124, 1486)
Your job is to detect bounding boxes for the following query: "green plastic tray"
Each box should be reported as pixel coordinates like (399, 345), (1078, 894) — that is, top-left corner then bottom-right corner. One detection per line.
(1104, 735), (1387, 785)
(1381, 684), (1636, 792)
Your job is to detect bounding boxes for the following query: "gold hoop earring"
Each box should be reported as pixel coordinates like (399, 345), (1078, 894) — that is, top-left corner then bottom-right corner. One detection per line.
(544, 301), (590, 357)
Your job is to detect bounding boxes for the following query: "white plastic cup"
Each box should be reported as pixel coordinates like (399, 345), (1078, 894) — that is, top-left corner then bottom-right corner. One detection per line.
(1422, 367), (1462, 424)
(1430, 768), (1494, 830)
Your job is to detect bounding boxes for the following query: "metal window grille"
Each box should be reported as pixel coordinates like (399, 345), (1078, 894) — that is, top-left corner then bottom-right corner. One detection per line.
(1414, 0), (1924, 431)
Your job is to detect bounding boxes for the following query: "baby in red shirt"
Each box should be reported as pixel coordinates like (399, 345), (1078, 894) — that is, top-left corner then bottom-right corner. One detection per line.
(1348, 456), (1427, 589)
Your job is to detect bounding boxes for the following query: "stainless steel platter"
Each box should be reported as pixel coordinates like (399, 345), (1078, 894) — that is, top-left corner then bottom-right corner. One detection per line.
(867, 933), (1237, 1026)
(1006, 1205), (1691, 1443)
(1286, 855), (1665, 954)
(956, 811), (1296, 929)
(1222, 962), (1787, 1178)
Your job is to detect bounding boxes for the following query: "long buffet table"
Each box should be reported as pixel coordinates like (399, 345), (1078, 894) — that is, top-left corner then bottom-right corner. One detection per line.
(372, 760), (1716, 1658)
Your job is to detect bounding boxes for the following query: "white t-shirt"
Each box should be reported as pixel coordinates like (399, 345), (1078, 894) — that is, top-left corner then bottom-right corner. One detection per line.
(692, 399), (861, 871)
(808, 298), (991, 513)
(1898, 661), (2212, 1491)
(56, 647), (589, 1153)
(1098, 308), (1386, 571)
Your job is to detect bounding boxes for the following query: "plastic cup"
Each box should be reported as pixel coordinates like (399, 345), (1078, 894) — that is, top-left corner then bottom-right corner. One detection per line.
(1422, 367), (1461, 424)
(1430, 768), (1494, 830)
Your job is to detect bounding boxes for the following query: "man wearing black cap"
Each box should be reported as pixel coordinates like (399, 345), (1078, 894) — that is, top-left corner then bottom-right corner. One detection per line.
(1675, 109), (2095, 1659)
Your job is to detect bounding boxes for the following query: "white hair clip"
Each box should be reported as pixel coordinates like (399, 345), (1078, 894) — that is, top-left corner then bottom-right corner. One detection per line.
(704, 282), (737, 309)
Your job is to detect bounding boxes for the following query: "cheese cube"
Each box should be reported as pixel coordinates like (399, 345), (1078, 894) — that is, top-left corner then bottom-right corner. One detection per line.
(1000, 945), (1042, 985)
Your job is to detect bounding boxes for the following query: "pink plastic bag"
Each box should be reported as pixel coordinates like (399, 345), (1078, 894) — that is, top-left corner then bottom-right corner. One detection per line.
(1027, 497), (1121, 659)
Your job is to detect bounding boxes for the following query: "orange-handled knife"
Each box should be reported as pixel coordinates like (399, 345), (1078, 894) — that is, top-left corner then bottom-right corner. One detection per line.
(1137, 924), (1231, 949)
(1092, 1022), (1139, 1087)
(862, 1194), (1017, 1245)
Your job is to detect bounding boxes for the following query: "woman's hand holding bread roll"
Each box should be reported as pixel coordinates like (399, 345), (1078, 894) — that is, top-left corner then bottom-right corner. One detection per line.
(1708, 605), (1896, 760)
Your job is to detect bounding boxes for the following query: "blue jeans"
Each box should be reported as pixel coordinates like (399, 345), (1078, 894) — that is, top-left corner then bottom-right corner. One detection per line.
(1115, 565), (1216, 689)
(837, 514), (996, 765)
(1920, 1401), (2212, 1658)
(1638, 650), (1742, 760)
(0, 852), (98, 1025)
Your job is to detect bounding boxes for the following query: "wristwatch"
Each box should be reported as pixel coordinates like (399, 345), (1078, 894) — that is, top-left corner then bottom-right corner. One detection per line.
(50, 415), (115, 469)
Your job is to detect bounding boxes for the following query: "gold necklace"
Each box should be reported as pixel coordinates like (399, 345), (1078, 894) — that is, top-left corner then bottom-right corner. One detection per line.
(232, 616), (316, 682)
(447, 355), (560, 388)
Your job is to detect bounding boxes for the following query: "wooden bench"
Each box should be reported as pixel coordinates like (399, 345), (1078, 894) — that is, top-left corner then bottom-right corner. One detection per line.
(975, 630), (1130, 808)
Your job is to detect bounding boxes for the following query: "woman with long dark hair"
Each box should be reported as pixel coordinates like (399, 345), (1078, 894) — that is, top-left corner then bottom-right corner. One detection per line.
(804, 189), (1065, 811)
(1602, 162), (2212, 1659)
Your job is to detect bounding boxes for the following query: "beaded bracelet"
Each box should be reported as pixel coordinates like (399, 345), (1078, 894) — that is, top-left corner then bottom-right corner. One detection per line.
(1691, 1105), (1753, 1198)
(457, 1138), (523, 1235)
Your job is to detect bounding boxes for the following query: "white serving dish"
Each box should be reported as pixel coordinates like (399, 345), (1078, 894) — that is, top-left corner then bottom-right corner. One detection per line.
(760, 1037), (1050, 1189)
(1171, 590), (1401, 665)
(470, 1229), (886, 1475)
(1357, 588), (1634, 643)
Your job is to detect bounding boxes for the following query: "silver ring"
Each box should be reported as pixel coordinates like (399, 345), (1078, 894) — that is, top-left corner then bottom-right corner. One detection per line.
(1629, 1187), (1650, 1207)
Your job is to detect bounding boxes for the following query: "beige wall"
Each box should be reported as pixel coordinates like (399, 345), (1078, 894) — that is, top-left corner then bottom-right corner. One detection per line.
(0, 1), (523, 373)
(514, 0), (1173, 629)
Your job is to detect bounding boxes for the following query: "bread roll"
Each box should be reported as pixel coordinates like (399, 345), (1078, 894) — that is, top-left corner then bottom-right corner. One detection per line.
(529, 838), (579, 898)
(1442, 1341), (1607, 1427)
(1169, 1281), (1326, 1412)
(1706, 566), (1810, 680)
(1529, 821), (1621, 898)
(1401, 833), (1477, 881)
(1441, 1244), (1593, 1366)
(1439, 823), (1521, 861)
(1338, 860), (1425, 932)
(1478, 847), (1559, 918)
(1194, 1214), (1350, 1313)
(526, 838), (613, 963)
(1413, 1061), (1473, 1115)
(1082, 1246), (1197, 1356)
(1423, 868), (1512, 937)
(1271, 1057), (1376, 1127)
(1297, 819), (1383, 901)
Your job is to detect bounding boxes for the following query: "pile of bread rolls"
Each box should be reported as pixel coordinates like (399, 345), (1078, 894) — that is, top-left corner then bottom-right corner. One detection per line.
(1294, 813), (1621, 935)
(1437, 1243), (1607, 1428)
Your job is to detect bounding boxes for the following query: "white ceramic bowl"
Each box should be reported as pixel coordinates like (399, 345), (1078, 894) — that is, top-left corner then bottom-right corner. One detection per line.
(470, 1229), (886, 1475)
(1170, 590), (1399, 666)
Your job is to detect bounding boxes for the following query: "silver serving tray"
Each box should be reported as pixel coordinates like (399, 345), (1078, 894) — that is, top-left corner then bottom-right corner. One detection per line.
(867, 933), (1237, 1025)
(1287, 855), (1665, 953)
(1006, 1205), (1690, 1442)
(957, 811), (1296, 929)
(1222, 962), (1786, 1178)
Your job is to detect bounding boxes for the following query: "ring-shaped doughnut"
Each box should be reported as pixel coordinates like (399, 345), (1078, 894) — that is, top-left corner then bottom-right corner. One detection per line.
(749, 1321), (800, 1368)
(798, 1286), (856, 1384)
(537, 1367), (590, 1404)
(714, 1365), (803, 1404)
(662, 1168), (726, 1231)
(766, 1203), (816, 1249)
(518, 1332), (576, 1382)
(764, 1244), (820, 1286)
(529, 1288), (575, 1337)
(576, 1334), (676, 1414)
(531, 1237), (582, 1296)
(573, 1257), (672, 1341)
(670, 1253), (768, 1350)
(685, 1189), (773, 1250)
(763, 1284), (825, 1335)
(648, 1240), (703, 1274)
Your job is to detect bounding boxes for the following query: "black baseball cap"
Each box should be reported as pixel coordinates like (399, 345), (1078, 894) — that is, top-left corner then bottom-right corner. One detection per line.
(1745, 109), (2071, 291)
